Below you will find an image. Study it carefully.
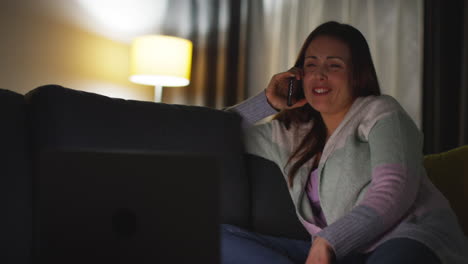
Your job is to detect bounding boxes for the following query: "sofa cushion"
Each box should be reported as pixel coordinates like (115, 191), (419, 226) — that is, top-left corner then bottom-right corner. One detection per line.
(0, 89), (31, 262)
(25, 85), (250, 228)
(424, 145), (468, 236)
(245, 154), (309, 241)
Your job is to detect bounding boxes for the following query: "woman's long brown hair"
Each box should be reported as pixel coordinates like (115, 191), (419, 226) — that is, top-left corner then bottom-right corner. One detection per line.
(275, 21), (381, 187)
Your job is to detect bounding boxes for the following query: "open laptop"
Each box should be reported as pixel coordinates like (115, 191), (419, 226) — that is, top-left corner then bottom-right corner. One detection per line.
(33, 150), (220, 263)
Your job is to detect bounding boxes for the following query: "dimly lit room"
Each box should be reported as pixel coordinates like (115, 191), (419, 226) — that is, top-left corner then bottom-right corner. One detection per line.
(1, 0), (467, 263)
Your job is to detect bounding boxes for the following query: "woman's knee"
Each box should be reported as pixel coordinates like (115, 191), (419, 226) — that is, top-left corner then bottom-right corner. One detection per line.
(220, 223), (241, 232)
(365, 238), (441, 264)
(220, 224), (252, 237)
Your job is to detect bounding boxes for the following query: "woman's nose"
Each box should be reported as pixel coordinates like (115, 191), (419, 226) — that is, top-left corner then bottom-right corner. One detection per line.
(312, 66), (327, 80)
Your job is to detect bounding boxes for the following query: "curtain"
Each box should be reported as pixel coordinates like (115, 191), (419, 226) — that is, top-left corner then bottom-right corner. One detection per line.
(423, 0), (468, 154)
(246, 0), (423, 127)
(462, 2), (468, 146)
(160, 0), (248, 108)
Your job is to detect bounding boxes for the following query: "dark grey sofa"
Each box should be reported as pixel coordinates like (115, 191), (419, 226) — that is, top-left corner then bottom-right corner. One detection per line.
(0, 85), (307, 263)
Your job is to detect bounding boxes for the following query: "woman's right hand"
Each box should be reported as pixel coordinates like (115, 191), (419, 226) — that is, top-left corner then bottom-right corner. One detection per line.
(265, 67), (308, 111)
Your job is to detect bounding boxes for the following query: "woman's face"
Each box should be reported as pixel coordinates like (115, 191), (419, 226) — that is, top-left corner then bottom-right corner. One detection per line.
(302, 36), (354, 116)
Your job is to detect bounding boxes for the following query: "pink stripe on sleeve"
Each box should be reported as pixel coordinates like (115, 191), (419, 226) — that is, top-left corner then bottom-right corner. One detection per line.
(359, 164), (415, 225)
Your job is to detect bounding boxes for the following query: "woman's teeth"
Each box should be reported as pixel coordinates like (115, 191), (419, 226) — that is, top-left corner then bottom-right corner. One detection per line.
(313, 88), (331, 94)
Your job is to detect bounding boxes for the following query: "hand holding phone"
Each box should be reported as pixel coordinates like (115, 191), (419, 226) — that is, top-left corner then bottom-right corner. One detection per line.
(287, 77), (304, 107)
(265, 68), (306, 110)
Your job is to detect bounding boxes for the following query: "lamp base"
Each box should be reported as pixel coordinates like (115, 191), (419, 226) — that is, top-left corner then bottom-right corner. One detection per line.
(154, 85), (163, 102)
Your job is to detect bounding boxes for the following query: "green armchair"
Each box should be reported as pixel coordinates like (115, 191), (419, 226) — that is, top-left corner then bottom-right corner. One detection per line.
(424, 145), (468, 236)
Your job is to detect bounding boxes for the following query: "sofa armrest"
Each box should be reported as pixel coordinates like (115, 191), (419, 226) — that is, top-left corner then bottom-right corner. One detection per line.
(0, 89), (32, 261)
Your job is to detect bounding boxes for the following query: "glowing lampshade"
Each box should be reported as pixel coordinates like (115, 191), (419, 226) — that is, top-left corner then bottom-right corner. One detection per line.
(130, 35), (193, 101)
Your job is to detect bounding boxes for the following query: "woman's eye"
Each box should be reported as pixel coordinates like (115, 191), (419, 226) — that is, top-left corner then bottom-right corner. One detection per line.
(306, 63), (316, 67)
(330, 64), (342, 68)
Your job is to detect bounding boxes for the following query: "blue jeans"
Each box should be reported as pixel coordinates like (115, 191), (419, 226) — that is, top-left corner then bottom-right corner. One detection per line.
(221, 224), (441, 264)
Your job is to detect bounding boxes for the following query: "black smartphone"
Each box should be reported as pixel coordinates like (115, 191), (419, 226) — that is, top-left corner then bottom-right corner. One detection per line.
(287, 78), (304, 106)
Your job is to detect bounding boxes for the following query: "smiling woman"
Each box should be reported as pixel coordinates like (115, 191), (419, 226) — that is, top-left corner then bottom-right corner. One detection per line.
(224, 21), (468, 264)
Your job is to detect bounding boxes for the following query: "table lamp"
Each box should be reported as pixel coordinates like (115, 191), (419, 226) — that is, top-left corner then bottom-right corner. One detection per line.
(130, 35), (193, 102)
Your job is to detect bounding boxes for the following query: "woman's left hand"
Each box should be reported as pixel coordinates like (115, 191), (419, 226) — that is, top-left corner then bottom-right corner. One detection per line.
(305, 237), (335, 264)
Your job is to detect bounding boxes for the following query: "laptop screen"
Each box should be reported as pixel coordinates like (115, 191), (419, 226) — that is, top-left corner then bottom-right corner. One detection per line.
(33, 150), (220, 263)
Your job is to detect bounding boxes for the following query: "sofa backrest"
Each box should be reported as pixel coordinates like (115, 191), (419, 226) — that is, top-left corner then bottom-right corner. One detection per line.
(25, 85), (250, 229)
(0, 89), (32, 263)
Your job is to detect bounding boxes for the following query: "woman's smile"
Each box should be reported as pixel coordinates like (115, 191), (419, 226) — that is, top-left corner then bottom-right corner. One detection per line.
(312, 87), (332, 96)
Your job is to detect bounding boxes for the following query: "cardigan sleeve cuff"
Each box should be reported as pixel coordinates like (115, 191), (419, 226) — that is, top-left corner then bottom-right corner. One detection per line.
(224, 90), (278, 126)
(316, 205), (385, 260)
